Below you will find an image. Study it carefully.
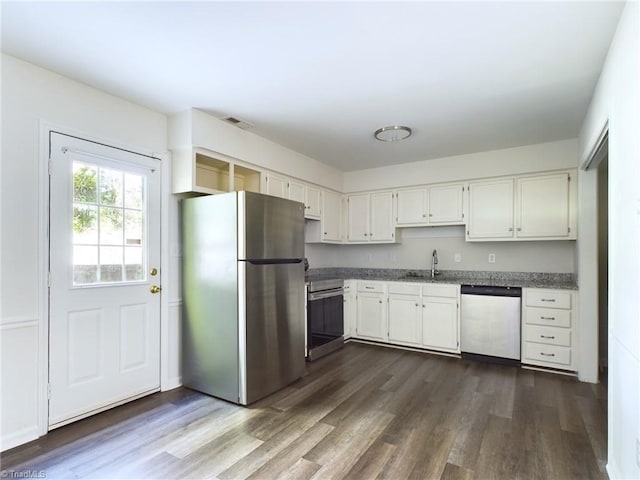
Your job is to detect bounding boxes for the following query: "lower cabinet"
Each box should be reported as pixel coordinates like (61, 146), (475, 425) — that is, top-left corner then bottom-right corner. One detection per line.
(348, 280), (460, 354)
(421, 296), (459, 352)
(388, 284), (422, 347)
(521, 288), (576, 371)
(355, 282), (387, 341)
(343, 280), (356, 339)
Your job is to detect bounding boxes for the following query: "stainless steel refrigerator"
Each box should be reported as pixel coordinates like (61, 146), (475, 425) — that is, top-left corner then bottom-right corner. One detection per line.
(181, 191), (306, 405)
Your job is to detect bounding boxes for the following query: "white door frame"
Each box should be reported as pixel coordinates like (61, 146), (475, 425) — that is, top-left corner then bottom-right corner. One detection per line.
(37, 121), (171, 436)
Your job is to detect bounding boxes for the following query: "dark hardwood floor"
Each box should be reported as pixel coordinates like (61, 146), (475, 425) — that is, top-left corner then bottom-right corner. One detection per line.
(1, 343), (607, 479)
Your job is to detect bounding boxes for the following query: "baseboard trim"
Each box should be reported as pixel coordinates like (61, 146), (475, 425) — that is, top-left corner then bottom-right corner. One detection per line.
(162, 377), (182, 391)
(0, 425), (39, 452)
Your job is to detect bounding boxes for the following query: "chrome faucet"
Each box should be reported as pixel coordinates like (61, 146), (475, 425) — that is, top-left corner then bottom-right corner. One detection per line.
(431, 249), (439, 278)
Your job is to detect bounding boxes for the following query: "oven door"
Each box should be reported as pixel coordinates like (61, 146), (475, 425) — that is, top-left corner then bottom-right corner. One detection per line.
(307, 288), (344, 356)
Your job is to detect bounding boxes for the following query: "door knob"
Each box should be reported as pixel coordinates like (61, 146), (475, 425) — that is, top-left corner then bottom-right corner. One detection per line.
(150, 285), (162, 294)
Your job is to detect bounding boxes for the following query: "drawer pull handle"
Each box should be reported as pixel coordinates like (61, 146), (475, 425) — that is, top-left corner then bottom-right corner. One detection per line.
(541, 298), (556, 302)
(365, 286), (374, 290)
(540, 316), (556, 320)
(540, 335), (555, 339)
(540, 352), (555, 357)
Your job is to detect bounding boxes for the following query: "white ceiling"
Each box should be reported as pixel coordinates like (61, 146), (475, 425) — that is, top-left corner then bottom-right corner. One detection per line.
(1, 1), (624, 172)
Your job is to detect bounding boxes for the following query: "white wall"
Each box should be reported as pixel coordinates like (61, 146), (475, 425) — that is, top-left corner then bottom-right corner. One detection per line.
(0, 54), (168, 450)
(344, 138), (578, 192)
(306, 227), (575, 273)
(578, 2), (639, 478)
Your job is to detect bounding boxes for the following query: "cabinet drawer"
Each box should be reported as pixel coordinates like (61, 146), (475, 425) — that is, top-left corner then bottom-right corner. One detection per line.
(524, 343), (571, 367)
(524, 325), (571, 347)
(524, 307), (571, 327)
(422, 284), (458, 298)
(343, 281), (353, 293)
(525, 290), (572, 309)
(357, 282), (385, 293)
(388, 282), (421, 295)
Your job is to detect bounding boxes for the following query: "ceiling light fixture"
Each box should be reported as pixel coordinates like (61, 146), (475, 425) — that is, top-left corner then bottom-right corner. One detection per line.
(374, 125), (412, 142)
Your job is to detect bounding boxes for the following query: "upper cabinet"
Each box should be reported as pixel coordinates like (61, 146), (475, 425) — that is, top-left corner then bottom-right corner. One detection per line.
(467, 171), (575, 241)
(396, 188), (428, 226)
(346, 191), (395, 243)
(466, 178), (515, 239)
(428, 184), (464, 225)
(395, 183), (464, 227)
(172, 148), (261, 195)
(321, 190), (343, 242)
(264, 173), (323, 221)
(516, 173), (571, 238)
(263, 172), (288, 198)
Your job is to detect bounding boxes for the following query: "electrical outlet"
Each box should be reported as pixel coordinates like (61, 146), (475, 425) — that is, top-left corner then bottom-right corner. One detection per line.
(488, 253), (496, 264)
(454, 253), (462, 263)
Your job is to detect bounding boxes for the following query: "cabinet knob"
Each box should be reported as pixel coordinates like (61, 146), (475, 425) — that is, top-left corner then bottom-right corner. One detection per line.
(423, 214), (426, 218)
(364, 233), (368, 236)
(415, 303), (419, 307)
(508, 227), (513, 232)
(517, 227), (522, 231)
(379, 300), (383, 304)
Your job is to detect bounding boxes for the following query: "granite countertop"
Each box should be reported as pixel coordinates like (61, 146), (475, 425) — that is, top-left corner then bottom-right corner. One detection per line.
(305, 268), (577, 290)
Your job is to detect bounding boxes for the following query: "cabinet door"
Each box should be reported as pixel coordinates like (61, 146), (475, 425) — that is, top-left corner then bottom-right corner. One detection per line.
(428, 184), (464, 224)
(422, 297), (459, 352)
(343, 289), (356, 340)
(305, 186), (322, 220)
(322, 190), (343, 242)
(370, 192), (395, 242)
(347, 194), (369, 242)
(287, 179), (306, 204)
(396, 188), (428, 225)
(388, 294), (421, 346)
(356, 293), (386, 341)
(516, 173), (570, 238)
(264, 172), (287, 198)
(467, 178), (514, 239)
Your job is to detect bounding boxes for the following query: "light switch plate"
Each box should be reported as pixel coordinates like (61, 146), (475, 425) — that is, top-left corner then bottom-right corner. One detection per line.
(488, 253), (496, 264)
(454, 253), (461, 263)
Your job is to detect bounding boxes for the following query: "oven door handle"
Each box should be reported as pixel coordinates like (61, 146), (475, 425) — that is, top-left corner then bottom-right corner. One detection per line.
(308, 289), (344, 301)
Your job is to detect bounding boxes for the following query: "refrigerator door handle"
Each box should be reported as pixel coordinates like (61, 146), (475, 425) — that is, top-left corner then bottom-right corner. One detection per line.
(246, 258), (303, 265)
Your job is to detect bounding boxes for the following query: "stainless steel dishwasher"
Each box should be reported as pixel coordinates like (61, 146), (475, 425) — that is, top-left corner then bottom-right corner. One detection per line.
(460, 285), (522, 362)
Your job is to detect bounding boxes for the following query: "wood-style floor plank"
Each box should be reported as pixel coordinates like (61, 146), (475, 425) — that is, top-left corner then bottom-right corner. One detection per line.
(1, 343), (607, 479)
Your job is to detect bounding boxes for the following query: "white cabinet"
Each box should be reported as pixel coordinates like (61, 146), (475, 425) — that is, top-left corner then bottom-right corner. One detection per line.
(428, 184), (464, 224)
(467, 172), (574, 241)
(305, 186), (322, 220)
(395, 188), (428, 226)
(305, 189), (343, 243)
(522, 288), (576, 371)
(420, 284), (460, 353)
(516, 173), (571, 238)
(467, 178), (515, 240)
(343, 281), (356, 340)
(288, 180), (322, 220)
(287, 179), (306, 204)
(355, 282), (387, 341)
(388, 284), (421, 347)
(347, 194), (369, 242)
(264, 172), (288, 198)
(346, 191), (395, 243)
(321, 190), (343, 243)
(172, 148), (262, 195)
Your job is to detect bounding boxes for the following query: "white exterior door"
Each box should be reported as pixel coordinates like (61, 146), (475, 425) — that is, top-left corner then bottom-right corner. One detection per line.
(48, 133), (161, 428)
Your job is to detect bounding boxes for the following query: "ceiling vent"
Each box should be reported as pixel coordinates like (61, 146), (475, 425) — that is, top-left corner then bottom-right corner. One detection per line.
(220, 115), (253, 129)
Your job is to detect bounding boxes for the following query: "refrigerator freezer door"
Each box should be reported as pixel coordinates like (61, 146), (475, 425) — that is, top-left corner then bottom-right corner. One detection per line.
(238, 191), (305, 261)
(239, 260), (306, 404)
(181, 193), (239, 403)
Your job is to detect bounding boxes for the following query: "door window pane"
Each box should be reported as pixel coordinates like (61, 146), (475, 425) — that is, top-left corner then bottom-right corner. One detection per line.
(72, 160), (147, 286)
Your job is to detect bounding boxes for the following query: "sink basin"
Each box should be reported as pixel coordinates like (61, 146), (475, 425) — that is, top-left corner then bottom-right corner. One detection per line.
(399, 272), (427, 280)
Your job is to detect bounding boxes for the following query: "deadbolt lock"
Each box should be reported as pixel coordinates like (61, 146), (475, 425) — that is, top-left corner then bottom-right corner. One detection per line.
(150, 268), (158, 276)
